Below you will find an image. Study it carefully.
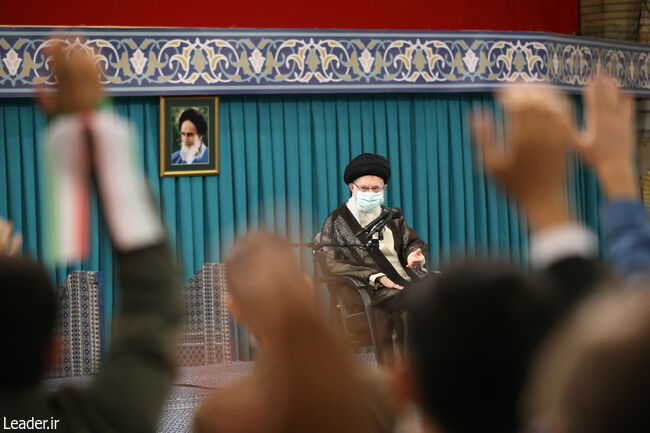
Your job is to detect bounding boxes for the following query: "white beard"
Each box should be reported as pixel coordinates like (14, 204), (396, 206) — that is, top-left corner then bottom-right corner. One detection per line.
(180, 137), (205, 164)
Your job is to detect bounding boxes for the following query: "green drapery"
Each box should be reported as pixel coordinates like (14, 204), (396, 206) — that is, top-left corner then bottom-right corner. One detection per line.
(0, 93), (604, 360)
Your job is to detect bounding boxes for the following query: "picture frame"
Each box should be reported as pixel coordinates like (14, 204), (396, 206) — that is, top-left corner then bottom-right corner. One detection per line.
(160, 96), (219, 177)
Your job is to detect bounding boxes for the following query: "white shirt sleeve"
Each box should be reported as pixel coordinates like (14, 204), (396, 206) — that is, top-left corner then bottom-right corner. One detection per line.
(529, 224), (597, 269)
(369, 272), (386, 288)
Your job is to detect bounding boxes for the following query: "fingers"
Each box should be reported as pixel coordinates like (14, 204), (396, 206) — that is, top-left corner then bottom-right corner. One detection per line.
(0, 218), (11, 251)
(36, 88), (58, 116)
(0, 218), (22, 257)
(471, 110), (508, 178)
(620, 93), (635, 126)
(389, 280), (404, 290)
(591, 75), (619, 111)
(577, 75), (635, 172)
(7, 233), (22, 256)
(407, 249), (425, 268)
(37, 40), (65, 114)
(36, 36), (103, 115)
(384, 278), (403, 289)
(379, 276), (402, 290)
(577, 77), (599, 155)
(501, 85), (576, 145)
(585, 75), (631, 118)
(499, 84), (572, 119)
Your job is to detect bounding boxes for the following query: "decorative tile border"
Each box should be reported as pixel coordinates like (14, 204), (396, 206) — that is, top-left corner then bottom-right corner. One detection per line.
(1, 27), (649, 96)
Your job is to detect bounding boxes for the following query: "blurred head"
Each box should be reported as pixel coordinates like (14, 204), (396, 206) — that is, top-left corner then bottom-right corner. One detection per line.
(0, 257), (57, 389)
(402, 262), (554, 433)
(178, 109), (207, 148)
(524, 290), (650, 433)
(225, 232), (312, 343)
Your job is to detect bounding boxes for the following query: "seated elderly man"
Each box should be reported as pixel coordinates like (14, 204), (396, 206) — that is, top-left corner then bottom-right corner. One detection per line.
(315, 153), (428, 358)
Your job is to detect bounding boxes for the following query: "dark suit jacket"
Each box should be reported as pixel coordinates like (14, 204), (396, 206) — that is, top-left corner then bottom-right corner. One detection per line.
(0, 243), (183, 433)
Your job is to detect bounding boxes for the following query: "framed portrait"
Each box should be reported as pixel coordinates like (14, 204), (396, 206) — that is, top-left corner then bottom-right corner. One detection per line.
(160, 96), (219, 177)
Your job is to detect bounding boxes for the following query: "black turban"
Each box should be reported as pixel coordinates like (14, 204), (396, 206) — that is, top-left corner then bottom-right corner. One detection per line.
(343, 153), (391, 185)
(178, 108), (208, 136)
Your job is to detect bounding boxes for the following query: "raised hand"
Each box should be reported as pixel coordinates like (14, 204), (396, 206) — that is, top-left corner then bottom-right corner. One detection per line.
(574, 75), (638, 199)
(472, 85), (576, 230)
(37, 40), (103, 116)
(0, 218), (22, 257)
(406, 248), (425, 268)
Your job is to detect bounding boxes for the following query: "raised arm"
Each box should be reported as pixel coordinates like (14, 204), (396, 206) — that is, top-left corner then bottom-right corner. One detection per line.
(572, 76), (650, 280)
(41, 42), (183, 432)
(471, 84), (603, 310)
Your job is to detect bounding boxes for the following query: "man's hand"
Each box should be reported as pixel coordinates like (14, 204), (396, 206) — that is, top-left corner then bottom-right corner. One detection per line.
(406, 248), (425, 269)
(0, 218), (22, 257)
(378, 276), (403, 290)
(37, 40), (103, 116)
(472, 85), (575, 231)
(574, 76), (638, 200)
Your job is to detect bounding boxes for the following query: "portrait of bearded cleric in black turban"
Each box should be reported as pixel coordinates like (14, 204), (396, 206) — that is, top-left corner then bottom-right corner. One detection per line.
(160, 96), (219, 177)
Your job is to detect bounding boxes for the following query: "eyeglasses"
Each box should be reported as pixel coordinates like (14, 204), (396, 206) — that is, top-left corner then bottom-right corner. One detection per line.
(353, 183), (385, 193)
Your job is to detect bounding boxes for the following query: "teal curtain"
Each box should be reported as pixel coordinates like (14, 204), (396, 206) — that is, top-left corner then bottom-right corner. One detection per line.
(0, 93), (605, 360)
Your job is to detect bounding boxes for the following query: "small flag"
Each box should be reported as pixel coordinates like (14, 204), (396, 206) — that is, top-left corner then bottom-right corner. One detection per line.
(44, 110), (163, 263)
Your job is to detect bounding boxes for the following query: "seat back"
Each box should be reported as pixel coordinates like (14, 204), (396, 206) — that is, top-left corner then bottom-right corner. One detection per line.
(48, 271), (104, 378)
(177, 263), (232, 366)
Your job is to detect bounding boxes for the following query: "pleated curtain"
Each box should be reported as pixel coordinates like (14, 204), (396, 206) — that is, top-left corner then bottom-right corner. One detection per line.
(0, 93), (605, 360)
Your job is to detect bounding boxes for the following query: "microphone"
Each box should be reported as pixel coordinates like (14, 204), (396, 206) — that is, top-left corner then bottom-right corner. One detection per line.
(383, 207), (402, 220)
(363, 207), (402, 240)
(354, 207), (402, 238)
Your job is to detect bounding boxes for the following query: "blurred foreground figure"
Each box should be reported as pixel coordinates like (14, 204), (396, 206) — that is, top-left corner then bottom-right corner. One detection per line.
(570, 77), (650, 283)
(524, 289), (650, 433)
(402, 262), (554, 433)
(0, 42), (183, 432)
(193, 232), (395, 433)
(520, 76), (650, 433)
(392, 83), (614, 433)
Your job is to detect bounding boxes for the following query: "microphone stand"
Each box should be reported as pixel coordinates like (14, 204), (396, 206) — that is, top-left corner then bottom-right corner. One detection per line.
(290, 241), (370, 250)
(308, 241), (373, 253)
(354, 209), (390, 239)
(364, 216), (395, 250)
(289, 241), (372, 277)
(356, 210), (399, 252)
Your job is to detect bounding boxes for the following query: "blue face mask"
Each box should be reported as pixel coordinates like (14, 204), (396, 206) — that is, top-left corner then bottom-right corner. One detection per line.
(356, 190), (384, 212)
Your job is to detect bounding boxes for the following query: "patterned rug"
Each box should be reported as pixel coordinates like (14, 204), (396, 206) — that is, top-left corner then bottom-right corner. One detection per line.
(44, 354), (377, 433)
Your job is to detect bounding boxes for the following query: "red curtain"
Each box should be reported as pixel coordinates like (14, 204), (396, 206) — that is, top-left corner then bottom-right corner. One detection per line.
(6, 0), (578, 34)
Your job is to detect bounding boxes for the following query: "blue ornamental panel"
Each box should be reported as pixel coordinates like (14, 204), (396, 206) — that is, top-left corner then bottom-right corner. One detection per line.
(1, 28), (649, 96)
